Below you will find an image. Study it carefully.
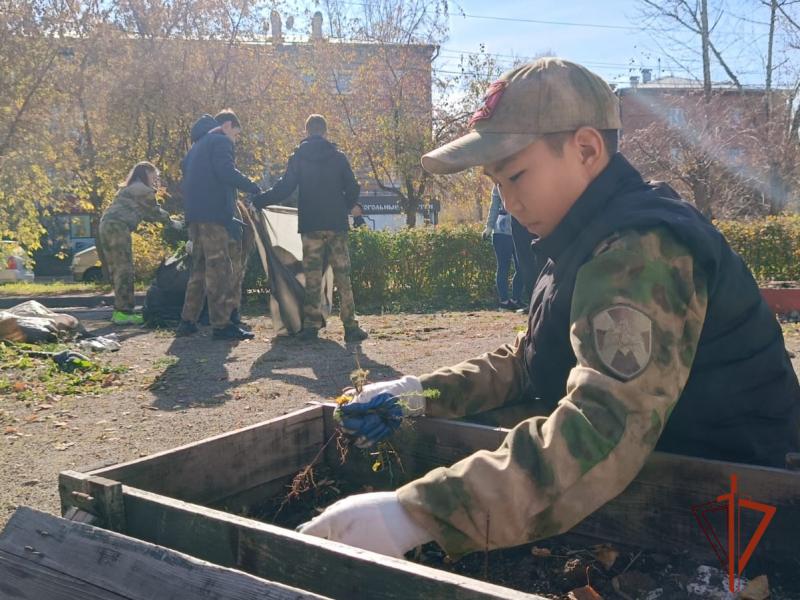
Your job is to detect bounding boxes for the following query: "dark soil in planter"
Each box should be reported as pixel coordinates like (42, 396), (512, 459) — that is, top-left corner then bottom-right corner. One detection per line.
(247, 467), (799, 600)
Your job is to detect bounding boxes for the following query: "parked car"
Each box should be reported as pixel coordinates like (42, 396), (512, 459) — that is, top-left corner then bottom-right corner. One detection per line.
(71, 245), (104, 282)
(0, 241), (35, 283)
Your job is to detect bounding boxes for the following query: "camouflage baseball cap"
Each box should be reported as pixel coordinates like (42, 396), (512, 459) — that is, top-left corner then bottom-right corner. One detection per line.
(422, 58), (622, 175)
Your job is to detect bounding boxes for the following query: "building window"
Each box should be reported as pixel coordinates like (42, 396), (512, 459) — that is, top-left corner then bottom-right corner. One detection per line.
(70, 215), (92, 238)
(666, 107), (686, 127)
(332, 71), (351, 93)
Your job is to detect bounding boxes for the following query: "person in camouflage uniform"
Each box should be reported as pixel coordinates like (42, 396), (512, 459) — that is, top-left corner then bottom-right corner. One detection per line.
(188, 199), (255, 328)
(301, 231), (357, 331)
(99, 162), (182, 325)
(177, 110), (261, 341)
(253, 114), (367, 343)
(297, 58), (800, 559)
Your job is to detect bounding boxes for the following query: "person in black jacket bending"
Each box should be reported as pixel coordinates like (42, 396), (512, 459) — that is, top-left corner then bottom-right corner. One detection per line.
(254, 115), (368, 342)
(178, 109), (261, 341)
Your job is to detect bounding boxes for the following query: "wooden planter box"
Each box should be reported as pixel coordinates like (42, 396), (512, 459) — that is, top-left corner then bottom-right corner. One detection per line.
(58, 404), (800, 599)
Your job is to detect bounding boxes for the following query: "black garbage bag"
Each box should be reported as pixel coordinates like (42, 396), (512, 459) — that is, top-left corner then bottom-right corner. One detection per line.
(142, 251), (192, 326)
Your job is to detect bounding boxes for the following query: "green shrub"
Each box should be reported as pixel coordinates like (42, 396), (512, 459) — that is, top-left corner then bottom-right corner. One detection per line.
(716, 216), (800, 282)
(349, 225), (497, 311)
(242, 225), (499, 311)
(238, 216), (800, 313)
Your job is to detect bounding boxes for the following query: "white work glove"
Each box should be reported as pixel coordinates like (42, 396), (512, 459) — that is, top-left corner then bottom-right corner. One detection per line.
(482, 227), (491, 241)
(169, 218), (184, 230)
(297, 491), (432, 558)
(184, 240), (194, 255)
(337, 376), (426, 447)
(347, 376), (425, 413)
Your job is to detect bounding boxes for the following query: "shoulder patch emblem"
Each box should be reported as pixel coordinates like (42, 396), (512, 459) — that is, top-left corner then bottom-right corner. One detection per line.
(591, 305), (653, 381)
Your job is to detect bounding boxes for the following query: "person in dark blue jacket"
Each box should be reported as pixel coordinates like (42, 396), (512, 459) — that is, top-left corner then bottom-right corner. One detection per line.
(177, 110), (261, 341)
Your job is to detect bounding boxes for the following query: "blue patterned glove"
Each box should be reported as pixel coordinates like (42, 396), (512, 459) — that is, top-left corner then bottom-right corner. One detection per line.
(339, 392), (405, 447)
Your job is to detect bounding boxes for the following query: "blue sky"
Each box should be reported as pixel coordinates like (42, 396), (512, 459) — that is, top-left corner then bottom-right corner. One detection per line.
(435, 0), (795, 88)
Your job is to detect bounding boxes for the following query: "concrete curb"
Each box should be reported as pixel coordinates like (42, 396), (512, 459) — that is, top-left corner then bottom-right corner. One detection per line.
(0, 293), (145, 310)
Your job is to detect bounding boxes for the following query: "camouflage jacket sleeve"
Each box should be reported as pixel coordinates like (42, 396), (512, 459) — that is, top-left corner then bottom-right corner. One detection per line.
(137, 189), (171, 225)
(397, 227), (709, 557)
(419, 332), (529, 419)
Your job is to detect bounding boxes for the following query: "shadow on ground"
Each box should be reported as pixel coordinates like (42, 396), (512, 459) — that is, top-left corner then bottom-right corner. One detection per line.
(249, 335), (403, 398)
(147, 328), (238, 409)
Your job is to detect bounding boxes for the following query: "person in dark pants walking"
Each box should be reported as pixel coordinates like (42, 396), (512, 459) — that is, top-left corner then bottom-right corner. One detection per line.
(484, 184), (524, 310)
(177, 110), (261, 341)
(254, 114), (368, 343)
(510, 214), (539, 311)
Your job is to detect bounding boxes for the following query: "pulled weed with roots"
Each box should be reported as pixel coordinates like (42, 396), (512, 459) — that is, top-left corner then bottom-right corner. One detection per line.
(271, 354), (417, 524)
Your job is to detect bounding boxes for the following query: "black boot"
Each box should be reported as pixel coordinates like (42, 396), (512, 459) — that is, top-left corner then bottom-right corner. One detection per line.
(296, 327), (319, 341)
(344, 325), (368, 342)
(175, 320), (198, 337)
(213, 323), (255, 341)
(230, 308), (248, 328)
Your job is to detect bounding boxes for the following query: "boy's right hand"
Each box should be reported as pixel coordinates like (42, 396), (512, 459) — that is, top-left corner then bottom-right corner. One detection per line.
(337, 376), (425, 447)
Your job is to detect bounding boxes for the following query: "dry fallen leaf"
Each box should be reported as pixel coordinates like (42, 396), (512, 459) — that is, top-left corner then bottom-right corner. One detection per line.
(54, 441), (76, 451)
(4, 426), (18, 435)
(12, 381), (27, 392)
(531, 546), (552, 557)
(593, 544), (619, 570)
(568, 584), (604, 600)
(738, 575), (769, 600)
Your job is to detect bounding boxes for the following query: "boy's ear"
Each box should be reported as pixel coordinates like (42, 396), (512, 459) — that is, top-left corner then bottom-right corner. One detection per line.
(573, 127), (605, 167)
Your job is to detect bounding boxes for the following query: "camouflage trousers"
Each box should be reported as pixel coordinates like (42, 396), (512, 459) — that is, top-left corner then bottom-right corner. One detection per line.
(98, 219), (135, 312)
(302, 231), (358, 329)
(229, 219), (255, 312)
(181, 223), (235, 328)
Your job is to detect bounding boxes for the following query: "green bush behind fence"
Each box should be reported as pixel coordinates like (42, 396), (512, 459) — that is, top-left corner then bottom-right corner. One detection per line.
(243, 217), (800, 312)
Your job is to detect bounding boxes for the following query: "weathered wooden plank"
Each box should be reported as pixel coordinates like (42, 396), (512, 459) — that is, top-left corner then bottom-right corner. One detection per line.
(0, 507), (330, 600)
(0, 550), (131, 600)
(58, 472), (125, 531)
(89, 404), (325, 505)
(322, 403), (800, 565)
(122, 486), (545, 600)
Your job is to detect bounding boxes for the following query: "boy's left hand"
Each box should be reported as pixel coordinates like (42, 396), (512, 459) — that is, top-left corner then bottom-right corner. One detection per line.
(297, 491), (432, 558)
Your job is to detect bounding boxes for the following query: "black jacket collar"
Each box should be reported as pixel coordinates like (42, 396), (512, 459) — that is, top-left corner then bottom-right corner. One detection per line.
(533, 153), (646, 261)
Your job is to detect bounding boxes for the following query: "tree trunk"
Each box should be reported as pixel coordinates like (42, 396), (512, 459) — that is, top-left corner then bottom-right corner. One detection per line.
(692, 163), (713, 218)
(403, 178), (420, 227)
(405, 197), (418, 227)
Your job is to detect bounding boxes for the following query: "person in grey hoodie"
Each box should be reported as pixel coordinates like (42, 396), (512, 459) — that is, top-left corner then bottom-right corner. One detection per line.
(483, 184), (524, 310)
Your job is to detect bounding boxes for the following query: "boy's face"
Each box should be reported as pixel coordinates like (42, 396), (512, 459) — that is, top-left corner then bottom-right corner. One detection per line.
(221, 121), (242, 143)
(484, 128), (607, 239)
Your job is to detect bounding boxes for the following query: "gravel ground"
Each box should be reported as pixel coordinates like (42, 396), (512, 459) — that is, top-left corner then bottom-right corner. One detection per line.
(0, 309), (526, 528)
(2, 311), (798, 533)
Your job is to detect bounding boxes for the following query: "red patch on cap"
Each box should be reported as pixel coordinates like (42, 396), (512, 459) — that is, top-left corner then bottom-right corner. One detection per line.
(468, 80), (508, 128)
